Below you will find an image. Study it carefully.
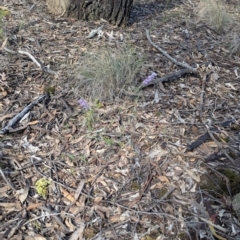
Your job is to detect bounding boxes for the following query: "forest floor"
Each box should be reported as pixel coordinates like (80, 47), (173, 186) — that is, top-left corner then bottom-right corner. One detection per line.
(0, 0), (240, 239)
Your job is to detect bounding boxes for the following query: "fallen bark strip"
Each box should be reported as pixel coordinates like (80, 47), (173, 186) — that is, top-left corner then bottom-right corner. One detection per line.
(141, 68), (191, 88)
(186, 119), (234, 151)
(145, 29), (197, 73)
(0, 95), (46, 135)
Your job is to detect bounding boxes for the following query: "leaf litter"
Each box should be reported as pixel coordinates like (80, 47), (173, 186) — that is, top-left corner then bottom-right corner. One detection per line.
(0, 0), (240, 239)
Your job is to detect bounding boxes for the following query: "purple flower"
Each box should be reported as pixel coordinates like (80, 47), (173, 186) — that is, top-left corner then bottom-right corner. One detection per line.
(142, 72), (157, 86)
(78, 99), (89, 110)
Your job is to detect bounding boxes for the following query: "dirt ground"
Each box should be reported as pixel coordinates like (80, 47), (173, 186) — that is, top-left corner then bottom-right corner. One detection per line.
(0, 0), (240, 239)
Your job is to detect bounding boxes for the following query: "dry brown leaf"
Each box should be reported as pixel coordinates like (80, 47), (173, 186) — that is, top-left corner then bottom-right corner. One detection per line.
(26, 202), (43, 211)
(129, 192), (140, 201)
(95, 209), (105, 219)
(179, 180), (186, 193)
(16, 188), (29, 203)
(25, 233), (46, 240)
(96, 148), (106, 154)
(0, 113), (16, 122)
(149, 148), (168, 159)
(61, 187), (75, 203)
(0, 201), (22, 213)
(157, 175), (170, 183)
(150, 182), (164, 190)
(115, 168), (129, 176)
(199, 144), (212, 153)
(191, 125), (199, 134)
(27, 120), (39, 126)
(163, 203), (174, 214)
(1, 38), (8, 49)
(0, 185), (9, 193)
(74, 180), (85, 200)
(0, 87), (7, 99)
(95, 205), (110, 218)
(206, 141), (218, 148)
(109, 214), (122, 223)
(96, 176), (111, 192)
(210, 72), (219, 81)
(185, 169), (200, 182)
(70, 135), (85, 144)
(69, 222), (85, 240)
(65, 217), (76, 232)
(190, 183), (197, 192)
(120, 211), (131, 221)
(94, 196), (103, 202)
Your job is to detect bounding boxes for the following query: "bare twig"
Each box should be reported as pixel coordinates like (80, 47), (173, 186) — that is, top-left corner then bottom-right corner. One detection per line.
(3, 48), (57, 75)
(202, 162), (232, 198)
(0, 168), (16, 191)
(90, 220), (129, 240)
(39, 206), (70, 232)
(18, 50), (42, 68)
(160, 187), (176, 200)
(204, 123), (235, 165)
(145, 29), (197, 73)
(199, 74), (207, 121)
(23, 212), (74, 228)
(69, 222), (85, 240)
(18, 50), (57, 75)
(3, 47), (15, 54)
(0, 95), (46, 135)
(199, 216), (227, 233)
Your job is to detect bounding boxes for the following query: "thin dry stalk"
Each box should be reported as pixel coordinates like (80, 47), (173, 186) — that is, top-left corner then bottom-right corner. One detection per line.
(73, 46), (144, 101)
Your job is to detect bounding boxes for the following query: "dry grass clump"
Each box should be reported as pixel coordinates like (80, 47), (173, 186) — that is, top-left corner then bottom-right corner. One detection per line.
(73, 46), (144, 101)
(229, 33), (240, 56)
(196, 0), (234, 33)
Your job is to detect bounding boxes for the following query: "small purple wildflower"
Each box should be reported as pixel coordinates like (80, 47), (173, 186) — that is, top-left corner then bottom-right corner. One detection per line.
(78, 99), (89, 110)
(142, 72), (157, 86)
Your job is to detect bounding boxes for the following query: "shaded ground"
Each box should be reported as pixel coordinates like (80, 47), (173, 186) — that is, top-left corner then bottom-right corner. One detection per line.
(0, 0), (240, 239)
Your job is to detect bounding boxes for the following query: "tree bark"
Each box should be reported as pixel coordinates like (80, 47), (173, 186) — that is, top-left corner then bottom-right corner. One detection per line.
(46, 0), (133, 26)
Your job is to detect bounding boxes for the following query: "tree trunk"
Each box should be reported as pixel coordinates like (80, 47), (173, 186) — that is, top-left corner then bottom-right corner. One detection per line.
(46, 0), (133, 26)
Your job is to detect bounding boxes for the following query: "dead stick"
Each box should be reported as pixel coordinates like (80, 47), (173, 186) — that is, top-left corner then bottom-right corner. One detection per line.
(145, 29), (197, 73)
(141, 68), (192, 88)
(199, 74), (207, 121)
(0, 168), (16, 191)
(0, 95), (46, 135)
(204, 124), (235, 165)
(18, 50), (57, 75)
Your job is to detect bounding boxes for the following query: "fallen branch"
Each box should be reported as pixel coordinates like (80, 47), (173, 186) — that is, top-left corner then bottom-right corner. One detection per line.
(4, 48), (57, 75)
(145, 29), (197, 73)
(186, 119), (234, 151)
(18, 50), (58, 75)
(204, 123), (235, 165)
(141, 68), (192, 88)
(0, 95), (46, 135)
